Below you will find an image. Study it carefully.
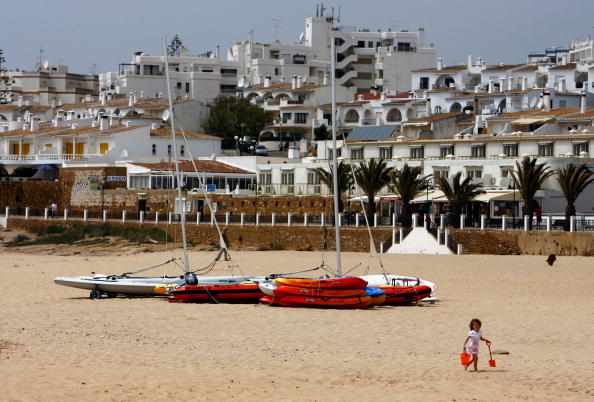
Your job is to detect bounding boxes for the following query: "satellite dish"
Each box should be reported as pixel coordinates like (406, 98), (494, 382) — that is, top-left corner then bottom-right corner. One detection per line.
(119, 149), (128, 158)
(299, 32), (305, 42)
(162, 110), (170, 121)
(43, 60), (49, 69)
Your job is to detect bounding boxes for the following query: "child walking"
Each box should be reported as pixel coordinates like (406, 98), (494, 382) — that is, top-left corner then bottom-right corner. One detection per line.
(463, 318), (491, 371)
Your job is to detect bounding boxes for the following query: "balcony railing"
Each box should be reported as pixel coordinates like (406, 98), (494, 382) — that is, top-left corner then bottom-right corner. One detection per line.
(0, 153), (99, 161)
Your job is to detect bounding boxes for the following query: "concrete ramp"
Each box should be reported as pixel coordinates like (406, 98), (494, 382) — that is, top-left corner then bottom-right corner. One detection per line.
(388, 228), (452, 254)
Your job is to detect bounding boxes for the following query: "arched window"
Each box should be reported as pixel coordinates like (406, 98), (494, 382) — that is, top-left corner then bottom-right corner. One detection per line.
(449, 103), (462, 113)
(386, 108), (402, 122)
(344, 109), (360, 123)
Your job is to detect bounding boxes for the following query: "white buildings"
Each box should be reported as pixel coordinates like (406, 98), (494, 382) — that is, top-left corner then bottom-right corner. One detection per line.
(231, 11), (436, 94)
(0, 122), (221, 173)
(4, 63), (98, 106)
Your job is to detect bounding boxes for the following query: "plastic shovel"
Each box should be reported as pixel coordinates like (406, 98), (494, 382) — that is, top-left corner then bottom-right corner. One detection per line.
(488, 344), (496, 367)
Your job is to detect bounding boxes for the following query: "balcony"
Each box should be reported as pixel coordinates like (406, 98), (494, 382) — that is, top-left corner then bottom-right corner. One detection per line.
(0, 153), (99, 163)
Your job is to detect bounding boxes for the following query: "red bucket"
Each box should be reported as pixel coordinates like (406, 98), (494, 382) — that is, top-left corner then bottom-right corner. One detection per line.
(459, 353), (471, 366)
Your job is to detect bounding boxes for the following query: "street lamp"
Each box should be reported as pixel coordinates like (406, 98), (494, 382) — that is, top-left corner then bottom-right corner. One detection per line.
(508, 180), (516, 229)
(234, 135), (239, 155)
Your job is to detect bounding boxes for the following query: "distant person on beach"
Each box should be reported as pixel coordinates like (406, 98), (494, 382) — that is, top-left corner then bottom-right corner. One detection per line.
(463, 318), (491, 372)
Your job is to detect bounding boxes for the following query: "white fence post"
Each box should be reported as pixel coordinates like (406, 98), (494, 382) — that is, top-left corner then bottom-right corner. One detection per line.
(373, 213), (378, 227)
(321, 213), (325, 226)
(139, 211), (144, 223)
(102, 210), (108, 222)
(196, 212), (200, 224)
(271, 213), (276, 226)
(83, 209), (88, 222)
(122, 210), (127, 223)
(337, 213), (341, 227)
(501, 215), (507, 231)
(440, 214), (445, 229)
(457, 244), (463, 255)
(444, 229), (449, 246)
(480, 214), (486, 230)
(63, 209), (68, 221)
(240, 212), (245, 226)
(392, 228), (396, 245)
(44, 208), (49, 220)
(225, 212), (230, 225)
(210, 213), (214, 226)
(355, 213), (360, 227)
(459, 214), (465, 229)
(412, 213), (417, 229)
(380, 242), (384, 253)
(155, 212), (159, 223)
(523, 215), (529, 231)
(287, 212), (292, 226)
(4, 207), (8, 219)
(392, 213), (396, 228)
(570, 216), (575, 232)
(304, 213), (308, 226)
(546, 216), (551, 231)
(25, 207), (30, 220)
(437, 228), (442, 245)
(168, 213), (173, 224)
(399, 228), (404, 244)
(256, 213), (260, 226)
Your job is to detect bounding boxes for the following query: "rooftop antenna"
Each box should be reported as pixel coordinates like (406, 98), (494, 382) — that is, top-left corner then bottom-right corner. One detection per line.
(331, 7), (334, 22)
(320, 2), (326, 17)
(37, 46), (44, 69)
(337, 5), (341, 23)
(272, 18), (283, 41)
(316, 3), (319, 18)
(89, 64), (97, 75)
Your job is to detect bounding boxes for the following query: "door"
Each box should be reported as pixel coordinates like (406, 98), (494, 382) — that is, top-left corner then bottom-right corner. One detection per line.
(195, 199), (204, 221)
(75, 143), (84, 155)
(138, 199), (147, 212)
(99, 143), (109, 155)
(21, 144), (30, 155)
(12, 143), (20, 155)
(65, 143), (73, 154)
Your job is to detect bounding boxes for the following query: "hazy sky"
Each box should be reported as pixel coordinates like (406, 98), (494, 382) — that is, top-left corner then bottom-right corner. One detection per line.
(2, 0), (594, 74)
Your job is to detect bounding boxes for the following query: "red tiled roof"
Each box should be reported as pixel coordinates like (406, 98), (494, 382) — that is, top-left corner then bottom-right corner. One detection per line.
(150, 128), (219, 139)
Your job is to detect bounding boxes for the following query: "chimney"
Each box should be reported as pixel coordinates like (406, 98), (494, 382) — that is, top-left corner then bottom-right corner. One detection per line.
(109, 115), (114, 126)
(280, 76), (285, 83)
(100, 93), (106, 106)
(297, 76), (303, 88)
(467, 54), (472, 68)
(418, 27), (425, 47)
(123, 120), (132, 127)
(215, 45), (220, 59)
(426, 97), (432, 116)
(499, 78), (506, 92)
(323, 71), (329, 85)
(543, 91), (551, 112)
(357, 94), (365, 101)
(71, 123), (79, 130)
(17, 96), (23, 107)
(91, 121), (99, 127)
(437, 57), (443, 70)
(128, 92), (135, 106)
(473, 97), (480, 116)
(150, 122), (160, 130)
(291, 75), (297, 89)
(581, 91), (587, 114)
(264, 75), (271, 88)
(23, 123), (29, 131)
(100, 115), (109, 131)
(508, 77), (514, 91)
(488, 80), (494, 93)
(30, 119), (39, 131)
(521, 77), (528, 91)
(52, 119), (59, 127)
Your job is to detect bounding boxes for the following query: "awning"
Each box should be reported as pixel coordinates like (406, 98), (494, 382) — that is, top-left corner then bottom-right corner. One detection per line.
(473, 191), (521, 202)
(511, 117), (552, 125)
(411, 189), (445, 203)
(348, 195), (380, 202)
(380, 195), (401, 201)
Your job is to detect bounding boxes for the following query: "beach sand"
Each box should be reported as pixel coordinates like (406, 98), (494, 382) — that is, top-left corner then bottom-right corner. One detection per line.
(0, 248), (592, 401)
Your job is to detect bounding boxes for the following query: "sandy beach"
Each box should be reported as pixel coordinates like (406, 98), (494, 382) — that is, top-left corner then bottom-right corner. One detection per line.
(0, 248), (592, 401)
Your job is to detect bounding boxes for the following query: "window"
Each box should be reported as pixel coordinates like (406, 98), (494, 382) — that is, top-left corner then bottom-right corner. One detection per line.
(433, 169), (449, 183)
(397, 42), (411, 52)
(294, 113), (308, 124)
(573, 142), (589, 155)
(356, 41), (365, 48)
(259, 172), (272, 193)
(221, 68), (237, 75)
(351, 147), (364, 160)
(323, 113), (333, 126)
(471, 144), (486, 158)
(202, 67), (214, 73)
(501, 167), (514, 177)
(307, 171), (321, 194)
(376, 41), (381, 48)
(180, 145), (185, 156)
(466, 168), (482, 179)
(292, 54), (306, 64)
(328, 148), (341, 160)
(503, 143), (518, 157)
(143, 65), (160, 75)
(176, 82), (182, 89)
(152, 144), (157, 155)
(368, 41), (373, 48)
(420, 77), (429, 90)
(440, 145), (454, 158)
(281, 172), (294, 194)
(379, 146), (392, 159)
(410, 145), (424, 159)
(282, 113), (292, 123)
(538, 142), (554, 157)
(185, 82), (190, 93)
(167, 144), (172, 155)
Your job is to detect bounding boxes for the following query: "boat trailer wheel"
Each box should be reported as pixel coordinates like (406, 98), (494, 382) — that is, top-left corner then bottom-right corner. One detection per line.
(90, 290), (102, 299)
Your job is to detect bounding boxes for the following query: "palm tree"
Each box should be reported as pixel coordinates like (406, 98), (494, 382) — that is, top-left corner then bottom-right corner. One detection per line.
(512, 157), (553, 230)
(354, 158), (393, 219)
(313, 161), (353, 213)
(438, 172), (485, 228)
(388, 164), (430, 227)
(556, 163), (594, 231)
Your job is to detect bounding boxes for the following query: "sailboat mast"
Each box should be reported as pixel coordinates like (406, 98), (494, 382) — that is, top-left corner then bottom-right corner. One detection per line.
(330, 38), (342, 276)
(162, 37), (190, 272)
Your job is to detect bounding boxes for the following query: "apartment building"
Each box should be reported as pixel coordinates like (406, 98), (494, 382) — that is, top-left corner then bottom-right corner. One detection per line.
(5, 63), (98, 106)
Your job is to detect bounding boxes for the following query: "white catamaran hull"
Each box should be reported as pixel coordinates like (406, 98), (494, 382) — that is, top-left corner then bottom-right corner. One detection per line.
(54, 275), (254, 297)
(359, 275), (436, 293)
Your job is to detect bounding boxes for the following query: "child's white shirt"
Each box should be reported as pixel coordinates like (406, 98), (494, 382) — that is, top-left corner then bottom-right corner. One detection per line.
(467, 330), (483, 348)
